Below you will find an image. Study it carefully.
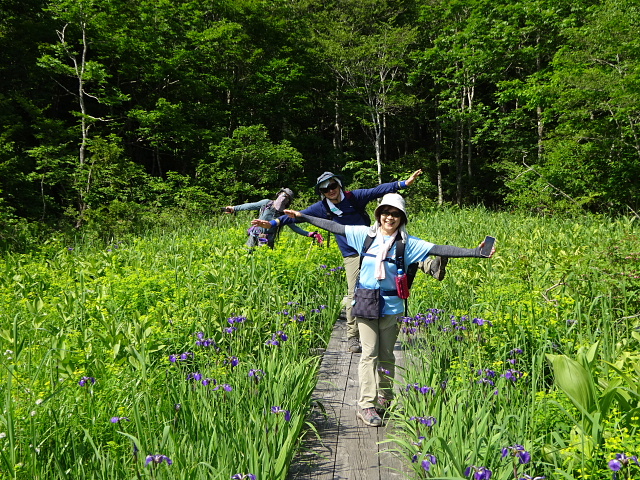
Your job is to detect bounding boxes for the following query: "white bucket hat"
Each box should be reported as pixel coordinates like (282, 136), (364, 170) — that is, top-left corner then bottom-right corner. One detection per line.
(374, 193), (408, 223)
(370, 193), (409, 241)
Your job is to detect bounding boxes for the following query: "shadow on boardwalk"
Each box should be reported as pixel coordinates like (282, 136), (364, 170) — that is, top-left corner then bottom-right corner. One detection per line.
(288, 317), (411, 480)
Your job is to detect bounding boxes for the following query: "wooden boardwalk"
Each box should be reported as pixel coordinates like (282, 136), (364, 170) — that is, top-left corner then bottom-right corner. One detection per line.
(288, 317), (411, 480)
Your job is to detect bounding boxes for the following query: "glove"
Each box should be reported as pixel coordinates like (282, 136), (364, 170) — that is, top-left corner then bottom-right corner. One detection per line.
(308, 231), (324, 245)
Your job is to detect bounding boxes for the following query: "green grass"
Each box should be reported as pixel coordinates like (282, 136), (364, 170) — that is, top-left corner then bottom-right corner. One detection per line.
(0, 207), (638, 479)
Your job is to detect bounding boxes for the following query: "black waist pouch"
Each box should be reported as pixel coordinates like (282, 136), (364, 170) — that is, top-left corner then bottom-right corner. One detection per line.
(352, 288), (380, 320)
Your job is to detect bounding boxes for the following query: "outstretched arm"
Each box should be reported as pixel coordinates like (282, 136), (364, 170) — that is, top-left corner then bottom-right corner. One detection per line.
(429, 241), (495, 258)
(285, 210), (346, 236)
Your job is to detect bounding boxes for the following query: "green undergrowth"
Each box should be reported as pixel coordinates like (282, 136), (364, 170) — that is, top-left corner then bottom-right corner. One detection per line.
(0, 207), (638, 479)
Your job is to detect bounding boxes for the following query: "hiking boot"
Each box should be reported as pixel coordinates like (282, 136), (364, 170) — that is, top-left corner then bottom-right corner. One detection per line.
(348, 337), (362, 353)
(430, 256), (449, 281)
(357, 407), (382, 427)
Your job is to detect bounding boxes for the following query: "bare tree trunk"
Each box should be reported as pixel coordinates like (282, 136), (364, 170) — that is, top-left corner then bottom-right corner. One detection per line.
(383, 111), (388, 163)
(435, 120), (443, 206)
(375, 109), (383, 184)
(536, 36), (544, 160)
(456, 86), (465, 205)
(58, 22), (90, 227)
(466, 83), (474, 177)
(334, 77), (342, 150)
(456, 120), (463, 205)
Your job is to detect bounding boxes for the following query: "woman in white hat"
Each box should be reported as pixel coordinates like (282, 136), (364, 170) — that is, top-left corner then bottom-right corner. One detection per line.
(284, 193), (495, 427)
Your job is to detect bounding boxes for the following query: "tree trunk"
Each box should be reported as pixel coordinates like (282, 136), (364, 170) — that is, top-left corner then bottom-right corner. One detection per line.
(333, 77), (342, 150)
(436, 119), (443, 206)
(375, 109), (383, 185)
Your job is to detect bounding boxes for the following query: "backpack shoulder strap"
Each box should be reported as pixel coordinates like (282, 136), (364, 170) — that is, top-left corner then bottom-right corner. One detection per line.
(358, 234), (376, 270)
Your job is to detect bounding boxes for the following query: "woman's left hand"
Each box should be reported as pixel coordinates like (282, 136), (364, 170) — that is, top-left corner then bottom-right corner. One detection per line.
(405, 169), (423, 186)
(284, 209), (300, 218)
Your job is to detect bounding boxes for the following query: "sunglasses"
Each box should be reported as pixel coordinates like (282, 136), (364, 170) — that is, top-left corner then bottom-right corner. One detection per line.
(319, 182), (340, 194)
(379, 209), (402, 218)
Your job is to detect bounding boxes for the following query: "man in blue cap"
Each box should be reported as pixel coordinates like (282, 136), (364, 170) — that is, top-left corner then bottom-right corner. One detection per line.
(252, 170), (447, 353)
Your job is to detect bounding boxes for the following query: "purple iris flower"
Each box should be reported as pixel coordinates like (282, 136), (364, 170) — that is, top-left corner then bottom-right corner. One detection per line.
(225, 356), (239, 367)
(232, 474), (256, 480)
(213, 383), (232, 392)
(608, 453), (639, 471)
(465, 465), (492, 479)
(271, 406), (291, 422)
(145, 454), (172, 466)
(502, 369), (523, 382)
(472, 317), (492, 326)
(410, 416), (437, 427)
(502, 444), (531, 464)
(110, 416), (130, 423)
(78, 376), (96, 386)
(276, 331), (288, 341)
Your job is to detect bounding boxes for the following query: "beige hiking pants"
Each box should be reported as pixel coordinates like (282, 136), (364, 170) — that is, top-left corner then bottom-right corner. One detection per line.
(356, 313), (402, 409)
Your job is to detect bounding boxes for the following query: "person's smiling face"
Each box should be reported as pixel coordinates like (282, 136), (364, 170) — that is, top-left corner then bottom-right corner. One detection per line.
(378, 207), (403, 234)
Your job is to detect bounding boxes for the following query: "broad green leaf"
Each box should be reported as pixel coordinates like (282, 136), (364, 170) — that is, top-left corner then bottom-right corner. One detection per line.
(546, 353), (597, 414)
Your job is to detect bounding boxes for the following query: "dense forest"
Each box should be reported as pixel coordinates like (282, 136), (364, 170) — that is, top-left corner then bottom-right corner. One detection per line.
(1, 0), (639, 240)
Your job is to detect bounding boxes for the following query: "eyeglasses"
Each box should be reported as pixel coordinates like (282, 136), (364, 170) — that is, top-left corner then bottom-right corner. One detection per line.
(319, 182), (340, 194)
(379, 210), (402, 218)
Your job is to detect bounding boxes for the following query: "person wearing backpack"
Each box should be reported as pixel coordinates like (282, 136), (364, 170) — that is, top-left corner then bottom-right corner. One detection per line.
(223, 188), (323, 249)
(251, 170), (447, 354)
(283, 193), (495, 427)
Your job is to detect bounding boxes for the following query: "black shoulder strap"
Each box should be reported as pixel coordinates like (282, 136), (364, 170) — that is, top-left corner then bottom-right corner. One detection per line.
(358, 234), (376, 270)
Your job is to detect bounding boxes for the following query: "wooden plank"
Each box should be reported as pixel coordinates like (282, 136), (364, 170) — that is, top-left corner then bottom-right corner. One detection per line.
(288, 318), (351, 480)
(289, 321), (414, 480)
(377, 342), (412, 479)
(332, 347), (376, 480)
